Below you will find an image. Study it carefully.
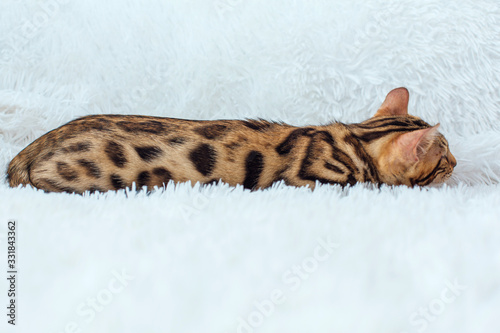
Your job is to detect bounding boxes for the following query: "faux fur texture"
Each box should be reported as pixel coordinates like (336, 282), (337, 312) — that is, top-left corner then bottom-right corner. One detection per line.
(0, 0), (499, 332)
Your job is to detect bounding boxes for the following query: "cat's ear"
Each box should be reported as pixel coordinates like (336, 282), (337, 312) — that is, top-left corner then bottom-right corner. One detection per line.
(395, 124), (440, 162)
(374, 87), (409, 117)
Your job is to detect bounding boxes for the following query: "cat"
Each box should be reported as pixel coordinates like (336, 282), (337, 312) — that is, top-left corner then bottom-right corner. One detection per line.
(7, 88), (456, 193)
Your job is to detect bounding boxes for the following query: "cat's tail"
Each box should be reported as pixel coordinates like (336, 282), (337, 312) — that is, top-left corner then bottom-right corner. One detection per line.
(7, 142), (38, 188)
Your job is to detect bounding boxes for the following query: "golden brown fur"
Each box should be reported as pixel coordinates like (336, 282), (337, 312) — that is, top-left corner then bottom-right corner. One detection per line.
(7, 88), (456, 193)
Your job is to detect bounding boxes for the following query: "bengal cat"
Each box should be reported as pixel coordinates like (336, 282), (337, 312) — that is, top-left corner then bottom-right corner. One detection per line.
(7, 88), (456, 193)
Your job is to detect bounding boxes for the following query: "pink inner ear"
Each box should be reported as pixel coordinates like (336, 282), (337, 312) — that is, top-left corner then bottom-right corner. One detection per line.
(374, 87), (410, 117)
(396, 125), (440, 162)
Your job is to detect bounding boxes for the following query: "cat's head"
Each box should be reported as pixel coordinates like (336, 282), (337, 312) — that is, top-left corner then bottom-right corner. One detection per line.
(358, 88), (456, 187)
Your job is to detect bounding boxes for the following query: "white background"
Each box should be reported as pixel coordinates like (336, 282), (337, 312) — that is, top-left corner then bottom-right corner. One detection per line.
(0, 0), (499, 332)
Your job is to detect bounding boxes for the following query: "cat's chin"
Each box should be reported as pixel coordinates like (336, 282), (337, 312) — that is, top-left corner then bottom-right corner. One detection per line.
(427, 173), (455, 187)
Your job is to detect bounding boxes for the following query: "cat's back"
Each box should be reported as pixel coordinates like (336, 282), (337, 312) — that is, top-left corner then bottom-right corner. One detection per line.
(7, 114), (297, 193)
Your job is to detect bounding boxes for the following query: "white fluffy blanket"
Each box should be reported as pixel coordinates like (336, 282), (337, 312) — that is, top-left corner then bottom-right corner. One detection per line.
(1, 0), (499, 332)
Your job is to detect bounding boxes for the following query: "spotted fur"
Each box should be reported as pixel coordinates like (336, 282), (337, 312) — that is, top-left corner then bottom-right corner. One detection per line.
(6, 88), (456, 193)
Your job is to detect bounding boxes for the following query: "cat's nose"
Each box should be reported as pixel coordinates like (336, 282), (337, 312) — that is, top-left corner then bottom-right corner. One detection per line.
(449, 154), (457, 168)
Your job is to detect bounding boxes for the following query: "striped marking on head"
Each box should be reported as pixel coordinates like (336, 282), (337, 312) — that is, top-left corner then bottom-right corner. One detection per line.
(354, 118), (431, 142)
